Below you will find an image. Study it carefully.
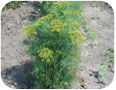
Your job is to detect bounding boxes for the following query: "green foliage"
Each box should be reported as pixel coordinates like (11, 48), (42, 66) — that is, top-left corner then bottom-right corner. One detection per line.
(96, 47), (114, 84)
(88, 26), (97, 41)
(22, 1), (85, 89)
(91, 2), (98, 7)
(97, 64), (106, 84)
(4, 1), (22, 9)
(84, 26), (89, 32)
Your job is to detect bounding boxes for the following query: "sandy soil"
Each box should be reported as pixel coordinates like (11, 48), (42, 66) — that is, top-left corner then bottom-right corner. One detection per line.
(1, 2), (114, 89)
(1, 2), (35, 88)
(72, 2), (114, 89)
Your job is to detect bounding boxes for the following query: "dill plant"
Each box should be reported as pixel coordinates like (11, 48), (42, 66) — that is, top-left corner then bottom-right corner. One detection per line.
(22, 1), (85, 89)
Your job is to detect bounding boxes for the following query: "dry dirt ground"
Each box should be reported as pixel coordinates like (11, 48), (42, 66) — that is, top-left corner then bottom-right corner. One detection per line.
(72, 2), (114, 89)
(1, 1), (114, 89)
(1, 2), (35, 88)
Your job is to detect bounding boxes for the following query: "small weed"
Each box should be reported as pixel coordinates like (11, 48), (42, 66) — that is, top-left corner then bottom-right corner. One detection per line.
(97, 64), (106, 84)
(84, 26), (89, 33)
(88, 27), (97, 41)
(87, 26), (98, 48)
(96, 47), (114, 84)
(80, 20), (89, 33)
(91, 2), (98, 7)
(81, 20), (87, 29)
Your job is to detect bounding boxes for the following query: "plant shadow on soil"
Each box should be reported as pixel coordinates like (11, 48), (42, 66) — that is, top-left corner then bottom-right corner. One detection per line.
(1, 61), (34, 89)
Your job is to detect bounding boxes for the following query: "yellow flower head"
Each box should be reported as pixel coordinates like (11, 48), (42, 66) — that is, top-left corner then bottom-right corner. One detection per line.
(37, 48), (54, 63)
(49, 19), (66, 32)
(69, 30), (86, 46)
(35, 14), (54, 26)
(21, 24), (37, 38)
(67, 18), (80, 30)
(53, 1), (70, 9)
(73, 10), (83, 16)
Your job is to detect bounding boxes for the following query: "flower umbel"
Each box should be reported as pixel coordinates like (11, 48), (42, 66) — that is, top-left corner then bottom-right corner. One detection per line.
(49, 19), (66, 32)
(21, 24), (37, 38)
(67, 18), (80, 30)
(69, 30), (86, 46)
(37, 48), (54, 62)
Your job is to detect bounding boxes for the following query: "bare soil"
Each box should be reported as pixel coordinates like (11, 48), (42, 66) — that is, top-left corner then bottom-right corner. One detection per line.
(1, 2), (35, 88)
(72, 2), (114, 89)
(1, 1), (114, 89)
